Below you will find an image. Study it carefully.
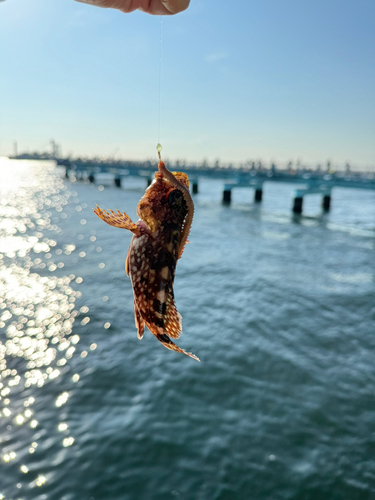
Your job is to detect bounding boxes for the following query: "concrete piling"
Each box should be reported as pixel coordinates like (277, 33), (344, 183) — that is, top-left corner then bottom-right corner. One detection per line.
(322, 195), (331, 211)
(114, 175), (121, 188)
(223, 189), (232, 203)
(293, 196), (303, 214)
(254, 188), (263, 202)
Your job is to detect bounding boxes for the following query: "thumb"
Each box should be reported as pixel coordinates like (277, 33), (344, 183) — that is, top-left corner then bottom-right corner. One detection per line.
(160, 0), (190, 14)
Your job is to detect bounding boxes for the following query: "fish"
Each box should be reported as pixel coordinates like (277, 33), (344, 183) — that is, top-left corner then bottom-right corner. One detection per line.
(94, 160), (199, 361)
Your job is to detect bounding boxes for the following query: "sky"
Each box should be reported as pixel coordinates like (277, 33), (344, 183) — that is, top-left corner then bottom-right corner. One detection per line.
(0, 0), (374, 168)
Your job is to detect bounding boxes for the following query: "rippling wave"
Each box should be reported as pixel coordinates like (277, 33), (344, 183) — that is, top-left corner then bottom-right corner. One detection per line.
(0, 159), (374, 499)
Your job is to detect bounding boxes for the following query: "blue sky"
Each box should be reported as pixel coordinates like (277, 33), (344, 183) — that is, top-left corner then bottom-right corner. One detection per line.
(0, 0), (374, 167)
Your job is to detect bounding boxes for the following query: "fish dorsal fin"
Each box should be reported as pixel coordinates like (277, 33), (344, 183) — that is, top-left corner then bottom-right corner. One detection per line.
(134, 300), (145, 340)
(151, 283), (182, 339)
(163, 296), (182, 339)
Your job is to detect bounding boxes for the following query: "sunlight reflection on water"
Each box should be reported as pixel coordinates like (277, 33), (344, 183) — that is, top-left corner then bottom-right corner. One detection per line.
(0, 159), (83, 494)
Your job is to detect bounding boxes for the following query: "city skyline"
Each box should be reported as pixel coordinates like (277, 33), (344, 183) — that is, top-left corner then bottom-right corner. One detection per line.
(1, 0), (374, 167)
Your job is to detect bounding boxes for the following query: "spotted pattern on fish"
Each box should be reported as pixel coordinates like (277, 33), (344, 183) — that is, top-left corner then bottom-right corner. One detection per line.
(94, 163), (199, 362)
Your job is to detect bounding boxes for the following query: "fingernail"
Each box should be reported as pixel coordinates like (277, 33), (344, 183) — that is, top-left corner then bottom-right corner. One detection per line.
(75, 0), (105, 5)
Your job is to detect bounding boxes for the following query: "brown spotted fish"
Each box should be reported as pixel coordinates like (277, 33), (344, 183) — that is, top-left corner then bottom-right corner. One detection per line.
(94, 161), (199, 361)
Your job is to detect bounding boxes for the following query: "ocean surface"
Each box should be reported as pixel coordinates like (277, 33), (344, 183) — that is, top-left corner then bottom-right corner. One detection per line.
(0, 158), (374, 500)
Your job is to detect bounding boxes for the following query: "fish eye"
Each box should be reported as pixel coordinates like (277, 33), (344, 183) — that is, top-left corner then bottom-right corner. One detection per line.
(168, 189), (183, 207)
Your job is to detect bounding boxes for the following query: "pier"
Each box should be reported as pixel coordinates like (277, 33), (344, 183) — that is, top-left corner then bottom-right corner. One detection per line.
(60, 159), (375, 214)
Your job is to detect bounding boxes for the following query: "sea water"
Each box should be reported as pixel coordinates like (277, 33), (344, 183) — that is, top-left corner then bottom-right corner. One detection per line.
(0, 159), (374, 500)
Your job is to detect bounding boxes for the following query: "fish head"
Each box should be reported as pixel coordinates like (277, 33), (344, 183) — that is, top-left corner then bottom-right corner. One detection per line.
(136, 171), (190, 233)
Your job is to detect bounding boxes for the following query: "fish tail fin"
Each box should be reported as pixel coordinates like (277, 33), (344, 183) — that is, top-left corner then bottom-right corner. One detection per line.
(155, 333), (200, 362)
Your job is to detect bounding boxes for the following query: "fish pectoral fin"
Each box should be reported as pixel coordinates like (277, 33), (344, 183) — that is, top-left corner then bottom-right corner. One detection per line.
(134, 301), (145, 340)
(94, 205), (140, 235)
(155, 333), (200, 362)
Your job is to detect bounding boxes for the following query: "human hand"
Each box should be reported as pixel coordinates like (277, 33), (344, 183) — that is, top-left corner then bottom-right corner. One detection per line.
(74, 0), (190, 15)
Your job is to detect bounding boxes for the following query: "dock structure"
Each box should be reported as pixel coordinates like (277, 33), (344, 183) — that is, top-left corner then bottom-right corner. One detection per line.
(60, 159), (375, 214)
(222, 172), (265, 204)
(292, 184), (332, 214)
(223, 181), (264, 204)
(221, 173), (374, 213)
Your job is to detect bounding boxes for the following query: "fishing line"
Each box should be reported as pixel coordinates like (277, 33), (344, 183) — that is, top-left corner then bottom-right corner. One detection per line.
(157, 16), (163, 155)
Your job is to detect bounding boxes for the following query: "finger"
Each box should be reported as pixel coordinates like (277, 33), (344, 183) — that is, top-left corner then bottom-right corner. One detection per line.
(75, 0), (190, 14)
(74, 0), (137, 12)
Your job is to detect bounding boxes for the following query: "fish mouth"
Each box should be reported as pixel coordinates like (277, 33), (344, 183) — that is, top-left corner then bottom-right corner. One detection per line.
(170, 171), (190, 188)
(157, 162), (190, 188)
